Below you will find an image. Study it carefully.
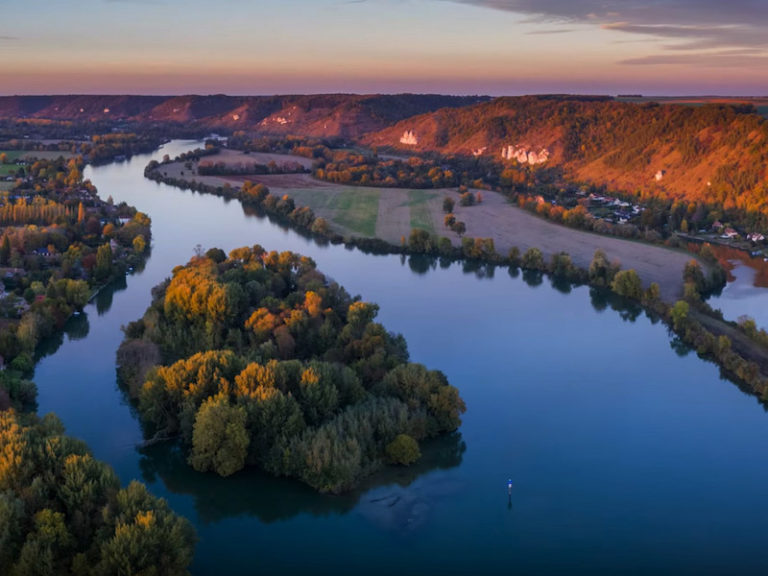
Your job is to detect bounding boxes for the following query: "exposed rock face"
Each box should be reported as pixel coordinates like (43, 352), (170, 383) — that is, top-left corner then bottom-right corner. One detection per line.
(400, 130), (418, 145)
(655, 170), (665, 181)
(472, 146), (487, 157)
(501, 144), (549, 165)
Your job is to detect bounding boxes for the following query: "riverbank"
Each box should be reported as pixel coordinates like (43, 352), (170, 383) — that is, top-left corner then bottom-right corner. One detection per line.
(151, 155), (697, 301)
(143, 154), (768, 405)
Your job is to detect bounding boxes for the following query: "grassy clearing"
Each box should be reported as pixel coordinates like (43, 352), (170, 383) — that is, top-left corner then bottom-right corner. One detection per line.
(405, 190), (438, 233)
(278, 186), (381, 237)
(331, 189), (380, 237)
(280, 188), (338, 212)
(0, 151), (23, 177)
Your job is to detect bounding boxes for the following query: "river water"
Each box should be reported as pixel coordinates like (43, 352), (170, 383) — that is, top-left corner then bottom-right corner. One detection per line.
(32, 141), (768, 575)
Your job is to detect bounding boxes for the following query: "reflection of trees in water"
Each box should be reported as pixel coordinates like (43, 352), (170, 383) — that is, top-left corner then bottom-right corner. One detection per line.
(589, 287), (647, 323)
(96, 275), (127, 316)
(670, 336), (692, 358)
(408, 254), (436, 275)
(550, 276), (572, 294)
(400, 254), (498, 280)
(521, 269), (542, 287)
(35, 312), (91, 361)
(64, 312), (90, 341)
(138, 431), (465, 525)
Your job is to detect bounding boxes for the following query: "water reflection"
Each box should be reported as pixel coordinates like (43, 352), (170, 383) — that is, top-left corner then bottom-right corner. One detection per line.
(138, 432), (465, 525)
(522, 269), (543, 287)
(550, 275), (573, 294)
(588, 287), (644, 323)
(407, 254), (436, 275)
(36, 311), (91, 362)
(96, 275), (127, 315)
(64, 312), (90, 341)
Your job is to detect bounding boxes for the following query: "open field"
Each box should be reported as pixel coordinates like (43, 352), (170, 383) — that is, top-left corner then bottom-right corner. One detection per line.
(196, 148), (314, 169)
(160, 157), (695, 299)
(0, 151), (23, 177)
(1, 149), (75, 176)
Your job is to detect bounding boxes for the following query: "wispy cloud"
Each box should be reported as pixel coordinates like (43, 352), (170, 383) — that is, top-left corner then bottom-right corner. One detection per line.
(526, 28), (575, 35)
(621, 52), (768, 68)
(104, 0), (162, 4)
(0, 35), (18, 41)
(449, 1), (768, 62)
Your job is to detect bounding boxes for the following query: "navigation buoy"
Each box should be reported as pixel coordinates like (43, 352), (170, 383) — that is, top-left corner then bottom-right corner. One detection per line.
(507, 479), (513, 496)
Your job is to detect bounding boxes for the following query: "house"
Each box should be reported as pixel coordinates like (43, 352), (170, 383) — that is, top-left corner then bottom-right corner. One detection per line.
(722, 228), (740, 240)
(747, 233), (765, 243)
(712, 221), (724, 232)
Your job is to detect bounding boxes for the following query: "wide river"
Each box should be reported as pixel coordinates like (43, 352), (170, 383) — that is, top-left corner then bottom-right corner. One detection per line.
(33, 141), (768, 575)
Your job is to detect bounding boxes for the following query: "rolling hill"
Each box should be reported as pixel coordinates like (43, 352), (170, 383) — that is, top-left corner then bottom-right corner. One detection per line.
(0, 94), (488, 139)
(363, 95), (768, 219)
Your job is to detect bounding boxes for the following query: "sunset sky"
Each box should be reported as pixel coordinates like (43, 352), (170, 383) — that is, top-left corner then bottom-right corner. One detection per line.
(1, 0), (766, 96)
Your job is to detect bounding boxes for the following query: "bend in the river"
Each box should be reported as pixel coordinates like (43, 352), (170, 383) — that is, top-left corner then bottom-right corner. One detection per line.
(31, 141), (768, 576)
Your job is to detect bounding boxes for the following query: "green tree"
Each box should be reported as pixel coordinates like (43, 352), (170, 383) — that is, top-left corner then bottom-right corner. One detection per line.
(683, 260), (706, 294)
(611, 269), (643, 300)
(645, 282), (661, 302)
(670, 300), (690, 331)
(386, 434), (421, 465)
(521, 247), (545, 270)
(97, 482), (196, 576)
(589, 249), (619, 287)
(64, 280), (90, 310)
(95, 243), (113, 282)
(189, 393), (249, 477)
(442, 196), (455, 213)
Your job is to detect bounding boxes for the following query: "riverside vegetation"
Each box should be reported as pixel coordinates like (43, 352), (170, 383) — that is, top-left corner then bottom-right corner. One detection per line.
(0, 155), (151, 372)
(0, 150), (195, 575)
(145, 149), (768, 402)
(117, 245), (466, 493)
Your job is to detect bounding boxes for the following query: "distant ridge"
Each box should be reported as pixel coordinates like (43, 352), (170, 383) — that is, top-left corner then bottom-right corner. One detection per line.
(0, 93), (489, 139)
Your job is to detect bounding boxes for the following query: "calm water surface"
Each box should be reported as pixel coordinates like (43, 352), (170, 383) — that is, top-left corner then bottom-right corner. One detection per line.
(33, 142), (768, 575)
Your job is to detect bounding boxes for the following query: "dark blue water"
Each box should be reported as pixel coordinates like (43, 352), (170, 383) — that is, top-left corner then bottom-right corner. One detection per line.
(33, 141), (768, 575)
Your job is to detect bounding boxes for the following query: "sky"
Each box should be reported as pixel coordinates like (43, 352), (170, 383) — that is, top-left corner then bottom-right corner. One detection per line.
(0, 0), (766, 96)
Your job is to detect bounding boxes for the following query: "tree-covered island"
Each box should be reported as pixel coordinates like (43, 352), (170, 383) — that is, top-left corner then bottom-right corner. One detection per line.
(118, 245), (466, 493)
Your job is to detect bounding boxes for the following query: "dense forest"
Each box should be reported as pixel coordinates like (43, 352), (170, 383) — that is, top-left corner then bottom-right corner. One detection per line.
(0, 407), (196, 575)
(118, 246), (465, 493)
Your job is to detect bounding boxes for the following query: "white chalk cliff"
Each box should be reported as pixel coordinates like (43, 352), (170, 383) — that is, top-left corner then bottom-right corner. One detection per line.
(400, 130), (419, 146)
(501, 145), (549, 165)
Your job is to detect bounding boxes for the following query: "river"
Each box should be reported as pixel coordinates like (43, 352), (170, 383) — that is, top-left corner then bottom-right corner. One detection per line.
(32, 141), (768, 575)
